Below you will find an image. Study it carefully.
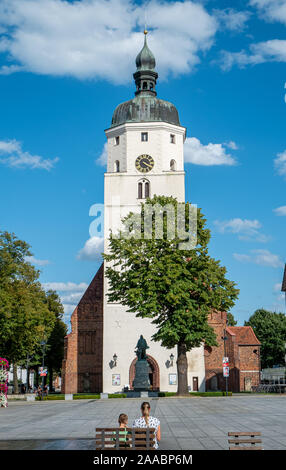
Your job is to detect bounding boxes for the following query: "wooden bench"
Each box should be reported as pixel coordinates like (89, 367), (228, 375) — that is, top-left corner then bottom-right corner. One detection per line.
(228, 432), (262, 450)
(95, 427), (156, 450)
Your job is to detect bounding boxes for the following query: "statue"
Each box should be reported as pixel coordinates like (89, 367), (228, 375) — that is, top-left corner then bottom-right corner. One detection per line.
(133, 335), (150, 392)
(135, 335), (149, 361)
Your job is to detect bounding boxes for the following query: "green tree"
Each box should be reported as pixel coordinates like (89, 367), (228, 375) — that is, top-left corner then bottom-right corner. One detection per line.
(0, 231), (56, 393)
(104, 196), (239, 395)
(44, 290), (67, 390)
(245, 309), (286, 368)
(227, 312), (237, 326)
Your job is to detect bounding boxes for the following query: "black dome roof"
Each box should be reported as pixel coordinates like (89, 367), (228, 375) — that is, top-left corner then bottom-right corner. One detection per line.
(111, 94), (180, 127)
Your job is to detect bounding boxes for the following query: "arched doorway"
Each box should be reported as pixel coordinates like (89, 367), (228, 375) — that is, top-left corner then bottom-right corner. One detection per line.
(129, 355), (160, 391)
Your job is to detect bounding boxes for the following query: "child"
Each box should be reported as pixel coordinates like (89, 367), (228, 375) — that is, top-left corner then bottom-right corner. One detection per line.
(113, 413), (130, 448)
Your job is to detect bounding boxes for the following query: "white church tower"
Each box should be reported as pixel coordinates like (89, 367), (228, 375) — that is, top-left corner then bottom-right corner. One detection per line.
(102, 32), (205, 393)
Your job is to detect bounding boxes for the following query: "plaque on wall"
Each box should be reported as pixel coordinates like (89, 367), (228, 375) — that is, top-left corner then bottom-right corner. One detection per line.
(112, 374), (121, 386)
(169, 373), (177, 385)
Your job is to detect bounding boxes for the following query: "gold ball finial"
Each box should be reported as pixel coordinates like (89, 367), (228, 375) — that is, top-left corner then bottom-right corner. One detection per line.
(144, 29), (148, 35)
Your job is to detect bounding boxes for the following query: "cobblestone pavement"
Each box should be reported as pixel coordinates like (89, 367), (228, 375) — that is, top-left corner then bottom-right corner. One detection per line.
(1, 395), (286, 450)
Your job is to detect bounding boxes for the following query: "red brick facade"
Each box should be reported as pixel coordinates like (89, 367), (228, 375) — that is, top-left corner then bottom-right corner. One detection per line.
(205, 312), (261, 392)
(61, 264), (104, 394)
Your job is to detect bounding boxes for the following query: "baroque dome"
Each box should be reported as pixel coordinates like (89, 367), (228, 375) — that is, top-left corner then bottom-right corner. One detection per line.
(111, 31), (181, 128)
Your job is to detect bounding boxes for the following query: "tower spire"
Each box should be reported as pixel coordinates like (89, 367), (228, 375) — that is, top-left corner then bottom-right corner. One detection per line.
(133, 30), (158, 96)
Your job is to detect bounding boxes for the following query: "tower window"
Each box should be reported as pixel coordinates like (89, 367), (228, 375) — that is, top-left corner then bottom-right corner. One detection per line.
(114, 160), (120, 172)
(145, 181), (150, 198)
(170, 134), (175, 144)
(141, 132), (148, 142)
(170, 159), (176, 171)
(138, 179), (150, 199)
(115, 136), (120, 145)
(143, 82), (147, 90)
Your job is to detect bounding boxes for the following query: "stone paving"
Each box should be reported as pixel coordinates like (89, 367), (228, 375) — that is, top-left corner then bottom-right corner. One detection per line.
(0, 395), (286, 450)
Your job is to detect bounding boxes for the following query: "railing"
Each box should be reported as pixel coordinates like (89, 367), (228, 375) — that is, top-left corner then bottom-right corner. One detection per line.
(252, 384), (286, 393)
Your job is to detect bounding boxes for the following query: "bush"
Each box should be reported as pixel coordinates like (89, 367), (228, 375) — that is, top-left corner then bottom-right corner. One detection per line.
(73, 394), (100, 400)
(108, 393), (127, 399)
(158, 392), (177, 397)
(190, 391), (232, 397)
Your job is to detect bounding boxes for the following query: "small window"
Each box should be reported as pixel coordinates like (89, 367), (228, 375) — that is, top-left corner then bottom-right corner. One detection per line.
(115, 136), (120, 145)
(143, 82), (147, 90)
(141, 132), (148, 142)
(138, 182), (143, 199)
(114, 160), (120, 172)
(170, 134), (175, 144)
(170, 159), (176, 171)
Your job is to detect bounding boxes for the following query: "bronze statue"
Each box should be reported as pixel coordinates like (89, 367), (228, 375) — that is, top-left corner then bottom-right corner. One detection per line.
(135, 335), (149, 361)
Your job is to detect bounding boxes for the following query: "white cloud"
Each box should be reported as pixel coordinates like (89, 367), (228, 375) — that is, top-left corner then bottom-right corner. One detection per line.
(61, 292), (83, 305)
(77, 236), (104, 261)
(214, 8), (251, 31)
(214, 218), (269, 242)
(184, 137), (237, 166)
(0, 139), (58, 170)
(42, 282), (88, 292)
(250, 0), (286, 25)
(96, 142), (108, 166)
(25, 256), (50, 266)
(233, 249), (284, 268)
(274, 150), (286, 177)
(273, 205), (286, 216)
(273, 282), (283, 292)
(0, 0), (218, 82)
(220, 39), (286, 70)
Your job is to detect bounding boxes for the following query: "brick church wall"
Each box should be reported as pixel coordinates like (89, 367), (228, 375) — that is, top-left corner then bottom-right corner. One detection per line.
(204, 311), (228, 391)
(61, 264), (104, 394)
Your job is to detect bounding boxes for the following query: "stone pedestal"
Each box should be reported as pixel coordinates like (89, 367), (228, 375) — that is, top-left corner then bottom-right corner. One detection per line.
(133, 360), (150, 392)
(65, 394), (73, 400)
(100, 393), (108, 399)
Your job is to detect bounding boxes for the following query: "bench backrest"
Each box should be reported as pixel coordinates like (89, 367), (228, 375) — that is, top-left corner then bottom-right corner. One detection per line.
(228, 432), (262, 450)
(95, 427), (156, 450)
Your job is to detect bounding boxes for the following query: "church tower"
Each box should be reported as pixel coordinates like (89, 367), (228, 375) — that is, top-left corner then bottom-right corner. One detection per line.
(102, 32), (205, 393)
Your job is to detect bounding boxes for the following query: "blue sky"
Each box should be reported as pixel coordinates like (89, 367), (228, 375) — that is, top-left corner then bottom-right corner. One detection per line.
(0, 0), (285, 326)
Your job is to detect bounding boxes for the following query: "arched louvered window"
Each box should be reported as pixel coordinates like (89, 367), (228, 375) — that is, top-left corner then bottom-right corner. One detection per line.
(170, 159), (176, 171)
(138, 179), (150, 199)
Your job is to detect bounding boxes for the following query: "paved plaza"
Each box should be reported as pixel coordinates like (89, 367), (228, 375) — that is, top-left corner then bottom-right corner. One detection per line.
(0, 395), (286, 450)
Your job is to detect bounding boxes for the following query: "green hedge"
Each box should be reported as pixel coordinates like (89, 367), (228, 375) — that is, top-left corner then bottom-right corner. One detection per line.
(190, 391), (232, 397)
(158, 392), (176, 397)
(108, 393), (127, 399)
(73, 394), (100, 400)
(36, 395), (65, 400)
(158, 391), (232, 397)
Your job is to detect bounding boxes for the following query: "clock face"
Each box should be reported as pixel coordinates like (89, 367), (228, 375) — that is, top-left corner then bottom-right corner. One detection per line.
(135, 154), (154, 173)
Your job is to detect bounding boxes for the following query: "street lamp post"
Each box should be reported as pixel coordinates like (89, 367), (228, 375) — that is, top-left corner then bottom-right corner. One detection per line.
(40, 341), (46, 389)
(222, 328), (228, 396)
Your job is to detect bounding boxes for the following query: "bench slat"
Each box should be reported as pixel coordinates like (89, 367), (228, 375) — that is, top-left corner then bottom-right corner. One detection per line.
(228, 432), (261, 436)
(228, 439), (262, 444)
(229, 447), (263, 451)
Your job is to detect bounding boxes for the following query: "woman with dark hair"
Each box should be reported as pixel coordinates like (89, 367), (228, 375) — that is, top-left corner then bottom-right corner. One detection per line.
(133, 402), (161, 449)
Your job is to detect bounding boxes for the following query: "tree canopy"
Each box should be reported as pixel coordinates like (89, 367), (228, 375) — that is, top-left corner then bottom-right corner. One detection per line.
(0, 231), (66, 391)
(104, 196), (239, 394)
(245, 309), (286, 368)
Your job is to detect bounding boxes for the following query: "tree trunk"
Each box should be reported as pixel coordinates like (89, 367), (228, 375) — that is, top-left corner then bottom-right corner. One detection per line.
(13, 363), (18, 395)
(176, 342), (189, 396)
